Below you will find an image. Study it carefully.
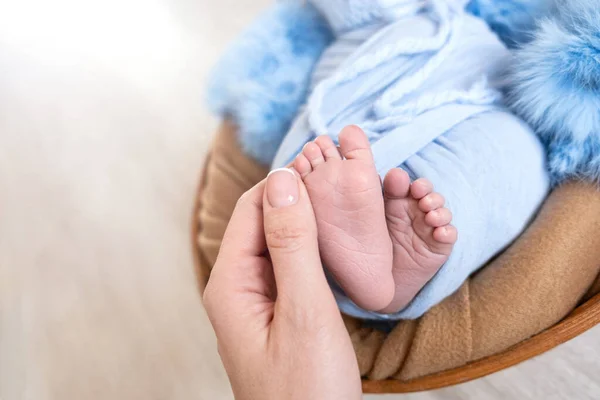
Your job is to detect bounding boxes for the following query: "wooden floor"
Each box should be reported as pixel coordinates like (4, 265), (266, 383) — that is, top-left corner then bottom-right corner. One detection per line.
(0, 1), (599, 399)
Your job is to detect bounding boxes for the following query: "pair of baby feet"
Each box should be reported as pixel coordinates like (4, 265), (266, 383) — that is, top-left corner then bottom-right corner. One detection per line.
(292, 126), (457, 313)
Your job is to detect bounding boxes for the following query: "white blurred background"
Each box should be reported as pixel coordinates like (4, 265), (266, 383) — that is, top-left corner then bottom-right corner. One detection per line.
(0, 0), (598, 398)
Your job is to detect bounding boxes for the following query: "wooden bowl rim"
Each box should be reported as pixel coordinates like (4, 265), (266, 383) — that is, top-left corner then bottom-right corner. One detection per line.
(190, 152), (600, 394)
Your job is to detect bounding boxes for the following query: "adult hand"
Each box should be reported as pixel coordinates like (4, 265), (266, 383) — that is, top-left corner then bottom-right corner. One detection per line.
(203, 168), (362, 400)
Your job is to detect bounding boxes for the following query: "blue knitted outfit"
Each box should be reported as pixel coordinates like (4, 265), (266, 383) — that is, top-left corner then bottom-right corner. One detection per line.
(270, 0), (550, 319)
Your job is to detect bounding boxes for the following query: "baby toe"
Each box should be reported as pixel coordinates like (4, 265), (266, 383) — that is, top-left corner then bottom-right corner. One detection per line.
(315, 135), (342, 161)
(303, 141), (325, 168)
(418, 192), (445, 213)
(433, 225), (458, 244)
(384, 168), (411, 199)
(425, 207), (452, 227)
(294, 153), (312, 178)
(411, 178), (434, 200)
(338, 125), (373, 162)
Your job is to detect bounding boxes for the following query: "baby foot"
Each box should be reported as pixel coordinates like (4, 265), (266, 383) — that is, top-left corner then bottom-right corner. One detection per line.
(293, 126), (395, 311)
(379, 169), (458, 313)
(293, 126), (457, 314)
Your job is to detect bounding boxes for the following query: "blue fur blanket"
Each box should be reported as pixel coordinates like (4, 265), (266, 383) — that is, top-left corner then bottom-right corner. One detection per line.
(206, 2), (332, 164)
(509, 0), (600, 185)
(207, 0), (600, 185)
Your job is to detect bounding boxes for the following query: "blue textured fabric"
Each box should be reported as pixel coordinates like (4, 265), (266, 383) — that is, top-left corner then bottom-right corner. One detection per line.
(272, 3), (549, 319)
(206, 1), (333, 164)
(508, 0), (600, 185)
(206, 0), (548, 165)
(466, 0), (551, 47)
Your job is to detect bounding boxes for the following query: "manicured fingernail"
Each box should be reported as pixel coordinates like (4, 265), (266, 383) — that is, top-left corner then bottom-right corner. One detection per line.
(266, 168), (299, 208)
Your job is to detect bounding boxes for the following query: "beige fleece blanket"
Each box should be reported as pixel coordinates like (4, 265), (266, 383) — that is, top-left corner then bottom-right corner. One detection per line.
(195, 122), (600, 380)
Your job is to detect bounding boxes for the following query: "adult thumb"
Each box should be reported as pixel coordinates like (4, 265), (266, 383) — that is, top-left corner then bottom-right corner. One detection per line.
(263, 168), (335, 310)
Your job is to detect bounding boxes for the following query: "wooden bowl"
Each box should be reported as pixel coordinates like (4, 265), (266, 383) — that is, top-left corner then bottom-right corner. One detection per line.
(191, 125), (600, 393)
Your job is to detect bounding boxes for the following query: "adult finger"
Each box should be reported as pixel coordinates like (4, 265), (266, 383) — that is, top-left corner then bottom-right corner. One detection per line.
(203, 180), (270, 326)
(262, 168), (334, 310)
(218, 179), (267, 262)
